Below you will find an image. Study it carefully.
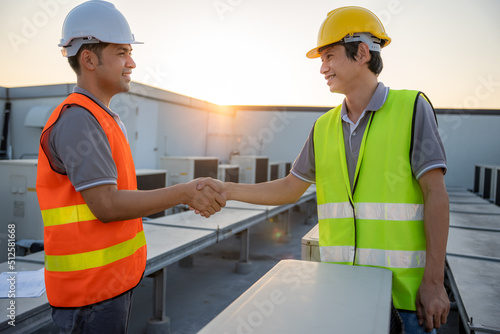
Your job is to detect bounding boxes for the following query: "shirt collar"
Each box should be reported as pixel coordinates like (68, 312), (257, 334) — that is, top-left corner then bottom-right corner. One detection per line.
(73, 86), (118, 117)
(340, 82), (390, 122)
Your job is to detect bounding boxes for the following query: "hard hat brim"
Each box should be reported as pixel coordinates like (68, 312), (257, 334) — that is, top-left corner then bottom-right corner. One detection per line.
(306, 36), (391, 59)
(306, 47), (321, 59)
(59, 37), (143, 58)
(58, 38), (143, 48)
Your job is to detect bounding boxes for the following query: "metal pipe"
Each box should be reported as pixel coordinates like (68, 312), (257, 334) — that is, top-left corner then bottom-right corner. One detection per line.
(446, 252), (500, 263)
(449, 225), (500, 233)
(469, 319), (500, 334)
(449, 210), (500, 216)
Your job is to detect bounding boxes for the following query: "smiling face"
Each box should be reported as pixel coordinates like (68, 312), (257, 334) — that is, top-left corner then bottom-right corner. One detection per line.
(94, 43), (136, 96)
(319, 44), (361, 95)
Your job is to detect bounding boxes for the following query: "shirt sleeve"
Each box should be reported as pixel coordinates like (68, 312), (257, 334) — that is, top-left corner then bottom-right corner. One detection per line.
(290, 125), (316, 183)
(48, 105), (118, 192)
(411, 94), (447, 180)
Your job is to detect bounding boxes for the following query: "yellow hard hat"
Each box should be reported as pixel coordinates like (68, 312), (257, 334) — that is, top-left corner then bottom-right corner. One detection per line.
(306, 6), (391, 59)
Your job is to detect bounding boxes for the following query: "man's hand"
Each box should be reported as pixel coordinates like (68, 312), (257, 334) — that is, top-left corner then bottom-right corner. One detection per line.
(417, 169), (450, 332)
(416, 279), (450, 332)
(184, 177), (226, 218)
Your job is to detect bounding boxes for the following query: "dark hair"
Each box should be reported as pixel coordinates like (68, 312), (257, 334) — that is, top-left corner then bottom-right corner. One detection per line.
(67, 42), (110, 75)
(343, 42), (383, 75)
(320, 41), (384, 75)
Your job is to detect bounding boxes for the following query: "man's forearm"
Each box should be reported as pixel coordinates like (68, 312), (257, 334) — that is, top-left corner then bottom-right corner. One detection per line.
(415, 169), (450, 330)
(226, 174), (311, 206)
(422, 178), (449, 283)
(82, 178), (225, 222)
(95, 185), (192, 222)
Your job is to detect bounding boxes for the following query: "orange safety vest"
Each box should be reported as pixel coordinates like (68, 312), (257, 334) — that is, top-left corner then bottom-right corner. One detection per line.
(36, 93), (146, 307)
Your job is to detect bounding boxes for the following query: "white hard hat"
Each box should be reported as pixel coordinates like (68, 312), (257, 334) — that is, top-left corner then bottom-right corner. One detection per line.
(59, 0), (142, 57)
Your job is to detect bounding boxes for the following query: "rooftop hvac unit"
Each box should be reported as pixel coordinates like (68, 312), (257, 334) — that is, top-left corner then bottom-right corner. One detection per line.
(285, 162), (292, 176)
(483, 166), (494, 200)
(230, 155), (268, 184)
(475, 164), (486, 196)
(218, 164), (239, 183)
(269, 162), (280, 181)
(489, 167), (499, 205)
(495, 169), (500, 206)
(136, 169), (167, 218)
(473, 165), (481, 193)
(0, 159), (43, 262)
(301, 224), (320, 262)
(160, 156), (219, 186)
(269, 161), (292, 181)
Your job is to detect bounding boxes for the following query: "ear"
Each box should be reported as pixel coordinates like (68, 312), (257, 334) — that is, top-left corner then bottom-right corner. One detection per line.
(356, 43), (372, 65)
(80, 49), (99, 71)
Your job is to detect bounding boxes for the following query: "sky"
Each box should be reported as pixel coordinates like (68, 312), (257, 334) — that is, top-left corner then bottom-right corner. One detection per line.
(1, 0), (500, 109)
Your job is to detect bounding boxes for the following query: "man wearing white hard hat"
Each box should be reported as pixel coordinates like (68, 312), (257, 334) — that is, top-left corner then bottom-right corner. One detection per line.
(36, 1), (225, 332)
(199, 6), (450, 334)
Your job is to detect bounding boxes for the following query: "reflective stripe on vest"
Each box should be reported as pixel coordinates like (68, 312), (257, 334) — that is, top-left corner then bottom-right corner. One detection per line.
(45, 230), (146, 272)
(317, 202), (354, 219)
(318, 202), (423, 221)
(320, 246), (426, 268)
(320, 245), (355, 263)
(42, 204), (96, 226)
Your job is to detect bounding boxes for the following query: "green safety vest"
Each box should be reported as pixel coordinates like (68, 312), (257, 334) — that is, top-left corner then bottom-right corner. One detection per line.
(314, 89), (426, 311)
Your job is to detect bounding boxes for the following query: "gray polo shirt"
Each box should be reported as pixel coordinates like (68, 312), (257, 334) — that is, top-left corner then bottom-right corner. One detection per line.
(291, 82), (447, 188)
(44, 87), (127, 192)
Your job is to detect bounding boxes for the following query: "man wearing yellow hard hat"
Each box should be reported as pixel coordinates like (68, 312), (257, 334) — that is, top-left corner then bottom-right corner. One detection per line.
(199, 6), (450, 333)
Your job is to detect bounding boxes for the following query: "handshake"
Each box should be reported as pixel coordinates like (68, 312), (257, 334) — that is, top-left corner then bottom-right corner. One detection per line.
(178, 172), (303, 218)
(184, 177), (228, 218)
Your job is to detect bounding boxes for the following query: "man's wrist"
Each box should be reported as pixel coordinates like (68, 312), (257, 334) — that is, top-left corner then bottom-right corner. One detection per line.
(171, 183), (188, 206)
(225, 182), (233, 201)
(422, 268), (445, 285)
